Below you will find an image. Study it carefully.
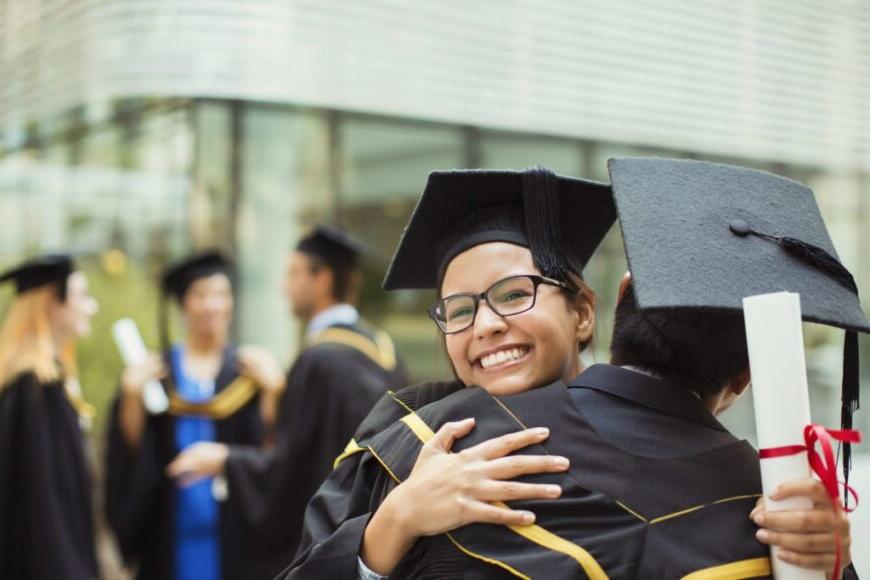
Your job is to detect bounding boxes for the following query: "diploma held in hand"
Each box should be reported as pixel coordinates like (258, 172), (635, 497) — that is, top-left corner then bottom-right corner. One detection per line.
(112, 317), (170, 415)
(743, 292), (823, 580)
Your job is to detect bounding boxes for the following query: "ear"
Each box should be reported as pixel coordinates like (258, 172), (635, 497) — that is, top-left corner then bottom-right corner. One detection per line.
(616, 271), (632, 304)
(729, 367), (751, 396)
(315, 266), (335, 297)
(573, 284), (596, 344)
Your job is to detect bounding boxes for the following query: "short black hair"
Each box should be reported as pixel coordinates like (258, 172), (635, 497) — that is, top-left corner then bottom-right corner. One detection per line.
(306, 253), (358, 303)
(610, 284), (749, 399)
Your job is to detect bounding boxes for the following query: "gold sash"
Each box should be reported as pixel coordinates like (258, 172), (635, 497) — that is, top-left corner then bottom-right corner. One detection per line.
(307, 327), (397, 371)
(63, 381), (96, 422)
(168, 376), (260, 420)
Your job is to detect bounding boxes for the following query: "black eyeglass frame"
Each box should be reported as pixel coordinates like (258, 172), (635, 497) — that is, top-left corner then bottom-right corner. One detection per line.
(428, 274), (578, 334)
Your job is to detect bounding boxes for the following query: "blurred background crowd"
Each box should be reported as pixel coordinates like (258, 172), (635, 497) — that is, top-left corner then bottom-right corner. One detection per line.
(1, 0), (868, 573)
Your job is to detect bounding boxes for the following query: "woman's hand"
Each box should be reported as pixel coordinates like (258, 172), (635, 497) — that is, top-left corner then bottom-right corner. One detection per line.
(237, 345), (285, 427)
(118, 354), (166, 449)
(237, 345), (285, 394)
(120, 354), (167, 397)
(751, 478), (851, 579)
(361, 418), (569, 575)
(166, 442), (230, 487)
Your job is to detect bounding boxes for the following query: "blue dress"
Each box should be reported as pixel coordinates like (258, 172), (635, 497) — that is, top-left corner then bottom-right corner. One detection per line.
(172, 346), (220, 580)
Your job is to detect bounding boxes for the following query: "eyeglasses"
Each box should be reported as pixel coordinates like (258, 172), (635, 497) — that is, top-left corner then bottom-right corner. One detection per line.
(428, 274), (577, 334)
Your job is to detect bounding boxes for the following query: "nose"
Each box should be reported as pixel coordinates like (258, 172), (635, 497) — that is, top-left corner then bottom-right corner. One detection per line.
(473, 299), (508, 339)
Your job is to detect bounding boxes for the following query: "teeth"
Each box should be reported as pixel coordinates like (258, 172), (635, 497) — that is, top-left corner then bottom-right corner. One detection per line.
(480, 347), (528, 369)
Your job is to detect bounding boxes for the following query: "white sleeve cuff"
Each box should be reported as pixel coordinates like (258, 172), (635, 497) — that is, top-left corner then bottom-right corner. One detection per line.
(357, 556), (388, 580)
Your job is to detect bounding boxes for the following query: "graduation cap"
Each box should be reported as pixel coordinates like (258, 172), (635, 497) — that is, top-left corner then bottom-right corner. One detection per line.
(296, 224), (364, 272)
(159, 250), (233, 349)
(0, 254), (75, 300)
(384, 167), (615, 290)
(608, 157), (869, 479)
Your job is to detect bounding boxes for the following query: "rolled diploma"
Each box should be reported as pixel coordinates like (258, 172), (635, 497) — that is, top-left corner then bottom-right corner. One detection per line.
(743, 292), (823, 580)
(112, 318), (170, 415)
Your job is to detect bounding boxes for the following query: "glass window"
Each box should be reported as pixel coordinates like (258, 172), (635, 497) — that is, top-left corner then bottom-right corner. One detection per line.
(191, 101), (234, 247)
(338, 116), (464, 382)
(479, 132), (582, 175)
(236, 104), (332, 362)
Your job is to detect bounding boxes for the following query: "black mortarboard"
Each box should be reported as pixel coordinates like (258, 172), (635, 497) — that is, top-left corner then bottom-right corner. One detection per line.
(609, 157), (869, 482)
(0, 254), (75, 299)
(384, 167), (615, 290)
(159, 250), (233, 349)
(296, 224), (364, 272)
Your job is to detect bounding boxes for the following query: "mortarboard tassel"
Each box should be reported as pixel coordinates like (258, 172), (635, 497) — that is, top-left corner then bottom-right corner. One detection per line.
(522, 167), (570, 282)
(842, 330), (860, 505)
(777, 236), (858, 294)
(158, 291), (170, 354)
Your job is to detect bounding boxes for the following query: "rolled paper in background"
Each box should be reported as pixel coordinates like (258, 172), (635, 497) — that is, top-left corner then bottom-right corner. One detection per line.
(744, 292), (823, 580)
(112, 318), (170, 415)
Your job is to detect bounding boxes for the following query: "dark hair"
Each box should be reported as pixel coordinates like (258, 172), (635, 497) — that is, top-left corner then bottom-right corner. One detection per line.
(306, 253), (358, 303)
(610, 284), (748, 398)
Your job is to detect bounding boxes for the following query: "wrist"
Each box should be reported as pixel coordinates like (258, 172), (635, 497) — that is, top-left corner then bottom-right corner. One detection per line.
(217, 444), (230, 472)
(361, 489), (418, 575)
(380, 489), (418, 540)
(120, 386), (145, 406)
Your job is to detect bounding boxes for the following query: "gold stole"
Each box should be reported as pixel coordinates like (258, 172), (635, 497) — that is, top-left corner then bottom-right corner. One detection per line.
(167, 375), (260, 420)
(307, 327), (398, 371)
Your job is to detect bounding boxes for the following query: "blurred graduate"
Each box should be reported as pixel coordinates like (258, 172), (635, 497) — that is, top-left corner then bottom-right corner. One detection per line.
(167, 225), (408, 578)
(104, 251), (285, 580)
(0, 255), (100, 579)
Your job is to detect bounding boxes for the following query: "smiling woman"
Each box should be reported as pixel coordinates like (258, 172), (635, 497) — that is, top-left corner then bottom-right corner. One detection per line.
(439, 245), (594, 398)
(282, 167), (615, 578)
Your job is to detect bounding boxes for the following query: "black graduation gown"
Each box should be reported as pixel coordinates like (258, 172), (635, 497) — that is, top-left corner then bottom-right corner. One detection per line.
(0, 372), (98, 580)
(105, 346), (265, 580)
(285, 364), (858, 579)
(222, 321), (408, 579)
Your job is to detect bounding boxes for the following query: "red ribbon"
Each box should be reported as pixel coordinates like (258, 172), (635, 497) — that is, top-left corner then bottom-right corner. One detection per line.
(758, 424), (862, 580)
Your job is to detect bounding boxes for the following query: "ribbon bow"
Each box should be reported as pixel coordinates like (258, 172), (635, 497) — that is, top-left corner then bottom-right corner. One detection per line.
(759, 424), (862, 580)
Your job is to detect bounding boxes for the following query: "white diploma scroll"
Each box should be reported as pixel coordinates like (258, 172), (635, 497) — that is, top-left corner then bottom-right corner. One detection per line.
(743, 292), (823, 580)
(112, 318), (170, 415)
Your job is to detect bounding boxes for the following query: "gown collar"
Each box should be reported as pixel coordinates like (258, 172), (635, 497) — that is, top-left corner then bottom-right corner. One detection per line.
(569, 364), (728, 432)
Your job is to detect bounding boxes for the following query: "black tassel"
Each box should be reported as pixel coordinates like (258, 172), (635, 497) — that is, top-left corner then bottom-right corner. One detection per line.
(522, 167), (570, 281)
(158, 292), (170, 354)
(842, 330), (860, 504)
(777, 237), (858, 294)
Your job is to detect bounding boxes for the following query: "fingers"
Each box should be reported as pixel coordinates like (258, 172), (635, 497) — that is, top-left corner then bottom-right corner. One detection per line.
(145, 353), (167, 374)
(165, 443), (209, 477)
(485, 454), (570, 480)
(165, 454), (192, 479)
(749, 496), (763, 519)
(771, 478), (831, 505)
(776, 549), (836, 571)
(174, 472), (209, 488)
(459, 498), (536, 527)
(427, 419), (476, 453)
(753, 509), (838, 534)
(464, 427), (550, 461)
(237, 358), (254, 376)
(475, 480), (562, 502)
(756, 528), (838, 553)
